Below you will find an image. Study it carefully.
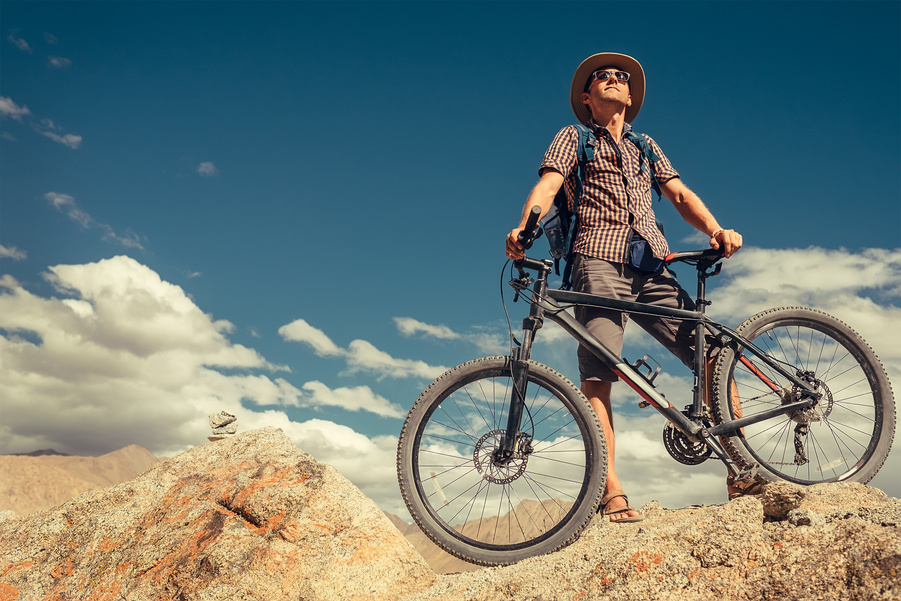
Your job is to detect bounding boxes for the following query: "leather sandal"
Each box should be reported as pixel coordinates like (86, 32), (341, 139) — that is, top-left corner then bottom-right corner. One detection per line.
(600, 489), (644, 523)
(727, 473), (766, 500)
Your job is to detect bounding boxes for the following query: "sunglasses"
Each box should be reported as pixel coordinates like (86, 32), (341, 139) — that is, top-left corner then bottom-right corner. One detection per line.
(585, 69), (630, 91)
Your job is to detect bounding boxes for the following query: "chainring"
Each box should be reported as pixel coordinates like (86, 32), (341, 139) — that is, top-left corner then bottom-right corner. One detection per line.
(663, 423), (712, 465)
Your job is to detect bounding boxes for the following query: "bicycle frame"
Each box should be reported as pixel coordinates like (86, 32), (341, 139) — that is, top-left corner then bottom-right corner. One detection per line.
(501, 254), (821, 475)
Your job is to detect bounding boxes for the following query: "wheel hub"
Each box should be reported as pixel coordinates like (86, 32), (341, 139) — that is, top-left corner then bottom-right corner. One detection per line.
(474, 429), (531, 484)
(782, 372), (835, 425)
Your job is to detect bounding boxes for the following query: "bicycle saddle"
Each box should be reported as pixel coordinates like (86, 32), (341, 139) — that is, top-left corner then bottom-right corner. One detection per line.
(664, 249), (724, 265)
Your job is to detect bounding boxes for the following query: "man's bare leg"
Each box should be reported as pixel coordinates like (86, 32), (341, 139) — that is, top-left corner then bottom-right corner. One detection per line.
(582, 379), (641, 521)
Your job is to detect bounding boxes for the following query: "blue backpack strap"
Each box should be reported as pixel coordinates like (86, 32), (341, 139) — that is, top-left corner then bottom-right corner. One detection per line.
(624, 131), (662, 199)
(625, 130), (667, 235)
(560, 124), (596, 290)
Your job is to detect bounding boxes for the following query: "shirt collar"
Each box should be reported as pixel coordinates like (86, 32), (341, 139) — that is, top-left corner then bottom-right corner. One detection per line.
(587, 118), (633, 137)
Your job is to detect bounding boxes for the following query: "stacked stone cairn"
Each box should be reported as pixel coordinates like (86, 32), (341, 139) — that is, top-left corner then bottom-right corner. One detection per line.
(208, 411), (238, 442)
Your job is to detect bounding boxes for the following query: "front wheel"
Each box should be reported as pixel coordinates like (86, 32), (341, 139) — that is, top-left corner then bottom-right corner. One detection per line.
(397, 356), (607, 566)
(712, 307), (895, 486)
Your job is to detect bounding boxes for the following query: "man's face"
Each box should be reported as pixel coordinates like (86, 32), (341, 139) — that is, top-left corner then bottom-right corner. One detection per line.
(581, 66), (632, 114)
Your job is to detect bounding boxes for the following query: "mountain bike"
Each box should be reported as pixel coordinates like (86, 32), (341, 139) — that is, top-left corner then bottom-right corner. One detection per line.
(396, 207), (895, 567)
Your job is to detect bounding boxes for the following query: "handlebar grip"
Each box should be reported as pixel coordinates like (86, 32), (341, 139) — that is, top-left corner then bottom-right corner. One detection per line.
(517, 206), (542, 249)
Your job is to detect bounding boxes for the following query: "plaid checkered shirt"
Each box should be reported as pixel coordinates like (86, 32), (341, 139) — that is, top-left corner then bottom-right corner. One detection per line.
(539, 121), (679, 262)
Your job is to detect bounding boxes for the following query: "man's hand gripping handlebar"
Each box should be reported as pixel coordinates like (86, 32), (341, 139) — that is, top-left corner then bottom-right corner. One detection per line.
(506, 206), (542, 261)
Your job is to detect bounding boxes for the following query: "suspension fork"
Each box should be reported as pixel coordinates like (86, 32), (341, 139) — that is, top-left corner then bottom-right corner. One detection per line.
(497, 262), (549, 462)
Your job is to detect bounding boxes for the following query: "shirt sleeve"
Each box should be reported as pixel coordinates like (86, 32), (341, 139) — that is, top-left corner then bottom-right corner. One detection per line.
(642, 134), (679, 184)
(539, 126), (579, 178)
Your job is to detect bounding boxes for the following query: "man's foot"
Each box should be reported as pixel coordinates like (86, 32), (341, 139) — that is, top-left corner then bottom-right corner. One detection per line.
(600, 490), (644, 523)
(727, 473), (765, 500)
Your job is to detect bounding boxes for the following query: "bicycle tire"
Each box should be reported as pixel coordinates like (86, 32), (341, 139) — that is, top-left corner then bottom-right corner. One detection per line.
(396, 356), (607, 566)
(712, 307), (895, 486)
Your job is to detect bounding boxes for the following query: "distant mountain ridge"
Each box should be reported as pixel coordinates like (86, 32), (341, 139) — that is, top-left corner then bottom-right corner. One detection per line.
(0, 444), (159, 516)
(3, 449), (70, 457)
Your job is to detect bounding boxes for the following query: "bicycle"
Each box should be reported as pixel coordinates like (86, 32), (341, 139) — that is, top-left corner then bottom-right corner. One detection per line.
(396, 207), (895, 567)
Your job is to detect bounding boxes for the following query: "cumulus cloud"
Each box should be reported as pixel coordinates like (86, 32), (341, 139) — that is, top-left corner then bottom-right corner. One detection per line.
(0, 256), (411, 511)
(280, 318), (447, 380)
(0, 97), (31, 121)
(0, 245), (27, 261)
(279, 319), (343, 357)
(197, 162), (217, 177)
(707, 247), (901, 375)
(394, 317), (460, 340)
(302, 381), (404, 418)
(394, 316), (509, 355)
(0, 257), (284, 454)
(45, 192), (144, 249)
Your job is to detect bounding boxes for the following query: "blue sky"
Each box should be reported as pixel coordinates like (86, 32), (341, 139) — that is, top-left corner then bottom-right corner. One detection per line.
(1, 1), (899, 515)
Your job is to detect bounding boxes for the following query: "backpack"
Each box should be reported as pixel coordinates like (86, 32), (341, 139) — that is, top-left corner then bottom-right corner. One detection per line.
(542, 123), (664, 290)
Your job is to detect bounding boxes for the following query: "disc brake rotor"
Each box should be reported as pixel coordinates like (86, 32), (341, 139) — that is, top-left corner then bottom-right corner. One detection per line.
(473, 429), (530, 484)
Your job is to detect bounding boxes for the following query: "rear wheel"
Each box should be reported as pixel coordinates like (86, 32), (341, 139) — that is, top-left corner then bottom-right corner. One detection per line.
(712, 307), (895, 485)
(397, 356), (607, 566)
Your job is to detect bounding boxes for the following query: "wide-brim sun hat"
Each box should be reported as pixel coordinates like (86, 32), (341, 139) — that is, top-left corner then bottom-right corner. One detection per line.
(570, 52), (645, 124)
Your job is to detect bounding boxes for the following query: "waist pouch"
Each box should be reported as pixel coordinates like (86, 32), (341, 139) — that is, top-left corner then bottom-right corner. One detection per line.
(628, 233), (665, 274)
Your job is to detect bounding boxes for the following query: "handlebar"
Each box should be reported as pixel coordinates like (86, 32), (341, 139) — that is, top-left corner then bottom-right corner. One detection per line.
(516, 206), (542, 250)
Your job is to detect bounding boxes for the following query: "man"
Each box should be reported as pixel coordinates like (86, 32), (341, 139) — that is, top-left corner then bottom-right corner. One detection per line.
(505, 53), (743, 523)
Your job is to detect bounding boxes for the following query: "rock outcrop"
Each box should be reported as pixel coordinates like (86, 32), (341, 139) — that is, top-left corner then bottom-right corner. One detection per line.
(1, 428), (898, 601)
(0, 428), (434, 601)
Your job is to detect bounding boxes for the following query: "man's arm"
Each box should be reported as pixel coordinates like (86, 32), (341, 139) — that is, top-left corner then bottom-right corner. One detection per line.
(505, 169), (565, 260)
(659, 177), (743, 258)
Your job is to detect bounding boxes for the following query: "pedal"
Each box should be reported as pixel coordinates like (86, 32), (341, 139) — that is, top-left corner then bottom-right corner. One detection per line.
(631, 354), (662, 386)
(733, 465), (761, 489)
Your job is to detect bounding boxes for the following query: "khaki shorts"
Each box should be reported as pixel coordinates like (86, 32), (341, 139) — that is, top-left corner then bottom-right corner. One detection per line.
(572, 254), (697, 382)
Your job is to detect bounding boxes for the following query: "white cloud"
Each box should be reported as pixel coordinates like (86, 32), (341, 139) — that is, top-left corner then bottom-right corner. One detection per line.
(0, 98), (81, 148)
(708, 247), (901, 375)
(394, 316), (460, 340)
(346, 339), (445, 380)
(44, 192), (144, 249)
(0, 97), (31, 121)
(48, 56), (72, 69)
(0, 257), (407, 511)
(302, 381), (404, 418)
(7, 34), (31, 52)
(0, 245), (27, 261)
(394, 316), (510, 355)
(197, 162), (218, 177)
(279, 318), (343, 356)
(280, 318), (447, 380)
(0, 257), (297, 456)
(37, 118), (81, 149)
